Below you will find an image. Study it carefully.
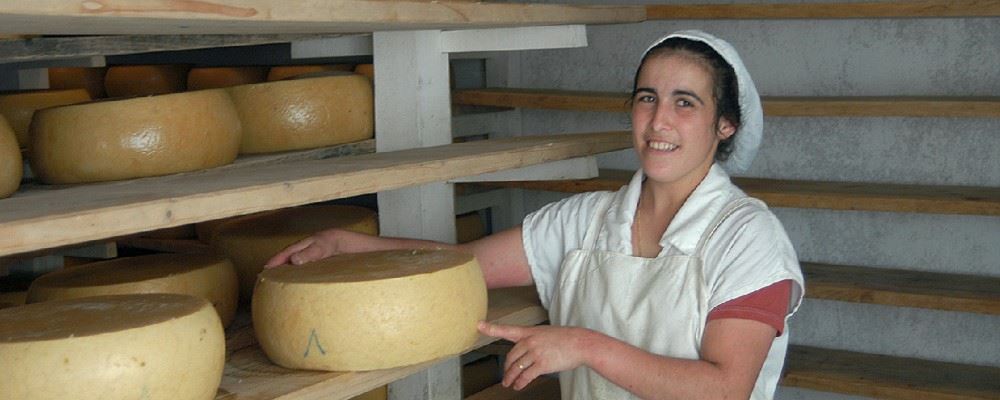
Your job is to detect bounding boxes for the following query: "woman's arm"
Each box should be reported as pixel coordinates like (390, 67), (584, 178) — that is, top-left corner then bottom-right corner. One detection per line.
(264, 226), (533, 289)
(479, 317), (776, 400)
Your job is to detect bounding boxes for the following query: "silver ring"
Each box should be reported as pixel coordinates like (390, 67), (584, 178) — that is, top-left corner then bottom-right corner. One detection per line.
(517, 363), (525, 369)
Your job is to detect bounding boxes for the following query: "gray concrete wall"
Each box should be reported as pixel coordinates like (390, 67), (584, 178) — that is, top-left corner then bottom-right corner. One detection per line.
(497, 2), (1000, 399)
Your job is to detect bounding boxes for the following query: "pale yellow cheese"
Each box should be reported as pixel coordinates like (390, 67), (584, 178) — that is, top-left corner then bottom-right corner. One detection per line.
(26, 253), (239, 326)
(0, 293), (225, 400)
(266, 64), (354, 81)
(210, 205), (378, 301)
(0, 115), (20, 198)
(227, 73), (373, 154)
(253, 249), (488, 371)
(29, 89), (242, 184)
(0, 88), (91, 147)
(187, 66), (267, 90)
(104, 65), (188, 97)
(354, 64), (374, 81)
(48, 67), (107, 98)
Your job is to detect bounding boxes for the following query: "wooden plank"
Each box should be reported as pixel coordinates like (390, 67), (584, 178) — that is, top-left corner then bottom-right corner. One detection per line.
(803, 263), (1000, 315)
(471, 169), (1000, 216)
(0, 132), (631, 257)
(783, 345), (1000, 400)
(451, 88), (1000, 118)
(0, 1), (645, 35)
(647, 1), (1000, 19)
(465, 377), (560, 400)
(216, 286), (546, 400)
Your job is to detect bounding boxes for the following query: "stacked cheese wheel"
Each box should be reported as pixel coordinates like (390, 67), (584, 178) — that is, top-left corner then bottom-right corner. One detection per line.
(227, 73), (373, 154)
(26, 253), (239, 327)
(187, 67), (267, 90)
(0, 294), (225, 400)
(104, 65), (188, 97)
(48, 67), (107, 98)
(29, 89), (242, 184)
(0, 115), (20, 198)
(210, 205), (378, 300)
(253, 249), (488, 371)
(266, 64), (354, 81)
(0, 88), (91, 147)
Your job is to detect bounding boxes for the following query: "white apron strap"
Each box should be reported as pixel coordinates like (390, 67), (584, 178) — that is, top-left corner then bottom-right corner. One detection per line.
(580, 193), (615, 251)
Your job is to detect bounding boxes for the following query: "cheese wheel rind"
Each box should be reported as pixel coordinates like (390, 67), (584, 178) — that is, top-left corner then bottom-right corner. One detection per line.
(210, 205), (378, 301)
(29, 89), (242, 184)
(266, 64), (354, 82)
(227, 74), (373, 154)
(187, 67), (267, 90)
(0, 294), (225, 400)
(48, 67), (107, 98)
(104, 65), (188, 97)
(0, 89), (91, 147)
(0, 115), (20, 198)
(253, 249), (488, 371)
(26, 253), (239, 326)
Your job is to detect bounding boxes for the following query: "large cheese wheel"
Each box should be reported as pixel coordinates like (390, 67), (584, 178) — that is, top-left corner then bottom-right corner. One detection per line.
(0, 294), (225, 400)
(0, 115), (20, 198)
(354, 64), (374, 81)
(227, 74), (373, 154)
(0, 291), (26, 310)
(26, 253), (239, 326)
(29, 89), (242, 184)
(253, 249), (488, 371)
(48, 67), (107, 98)
(210, 205), (378, 300)
(266, 64), (353, 81)
(0, 89), (91, 147)
(187, 66), (267, 90)
(105, 65), (188, 97)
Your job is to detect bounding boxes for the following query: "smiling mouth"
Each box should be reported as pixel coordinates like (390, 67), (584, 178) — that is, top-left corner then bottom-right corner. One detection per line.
(648, 140), (678, 152)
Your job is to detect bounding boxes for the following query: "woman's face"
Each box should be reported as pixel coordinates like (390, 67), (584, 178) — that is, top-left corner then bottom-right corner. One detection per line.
(631, 52), (735, 189)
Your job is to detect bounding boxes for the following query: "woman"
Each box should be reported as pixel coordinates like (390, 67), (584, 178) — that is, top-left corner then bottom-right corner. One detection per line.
(266, 30), (804, 400)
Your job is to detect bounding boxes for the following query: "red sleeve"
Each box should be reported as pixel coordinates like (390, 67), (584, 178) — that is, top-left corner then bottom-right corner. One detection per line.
(706, 279), (793, 337)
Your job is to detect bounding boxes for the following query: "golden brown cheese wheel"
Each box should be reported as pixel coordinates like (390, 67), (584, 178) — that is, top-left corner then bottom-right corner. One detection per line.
(187, 66), (267, 90)
(210, 205), (378, 301)
(0, 115), (20, 198)
(194, 211), (275, 244)
(253, 249), (487, 371)
(456, 212), (487, 244)
(0, 294), (225, 400)
(354, 64), (374, 81)
(266, 64), (353, 81)
(227, 74), (373, 154)
(0, 291), (27, 310)
(26, 253), (239, 327)
(104, 65), (188, 97)
(48, 67), (107, 98)
(0, 89), (91, 147)
(29, 89), (242, 184)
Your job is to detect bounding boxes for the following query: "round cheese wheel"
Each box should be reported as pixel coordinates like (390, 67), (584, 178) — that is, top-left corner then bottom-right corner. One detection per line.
(0, 291), (26, 310)
(0, 89), (91, 147)
(26, 253), (239, 326)
(48, 67), (107, 98)
(187, 66), (267, 90)
(29, 89), (242, 184)
(105, 65), (188, 98)
(266, 64), (353, 82)
(227, 74), (373, 154)
(0, 293), (225, 400)
(210, 205), (378, 301)
(0, 115), (20, 198)
(253, 249), (488, 371)
(354, 64), (374, 81)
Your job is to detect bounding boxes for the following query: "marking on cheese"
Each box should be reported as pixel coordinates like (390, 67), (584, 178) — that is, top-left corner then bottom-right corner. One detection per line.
(303, 328), (327, 358)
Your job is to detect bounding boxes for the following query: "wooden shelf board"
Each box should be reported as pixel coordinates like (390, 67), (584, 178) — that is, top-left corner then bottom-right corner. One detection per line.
(784, 345), (1000, 400)
(451, 88), (1000, 118)
(217, 286), (545, 400)
(0, 132), (630, 257)
(647, 1), (1000, 19)
(0, 1), (644, 35)
(804, 263), (1000, 315)
(470, 169), (1000, 216)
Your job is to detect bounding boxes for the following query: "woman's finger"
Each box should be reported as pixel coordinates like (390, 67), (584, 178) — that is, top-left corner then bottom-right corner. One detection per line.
(289, 241), (330, 265)
(264, 237), (316, 268)
(478, 321), (526, 342)
(512, 362), (543, 390)
(503, 354), (530, 387)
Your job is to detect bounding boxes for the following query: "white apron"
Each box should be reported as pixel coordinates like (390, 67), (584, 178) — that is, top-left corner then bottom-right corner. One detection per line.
(549, 195), (778, 399)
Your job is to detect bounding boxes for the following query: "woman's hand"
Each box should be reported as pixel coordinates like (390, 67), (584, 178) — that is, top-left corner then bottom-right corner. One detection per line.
(264, 229), (354, 268)
(477, 321), (592, 390)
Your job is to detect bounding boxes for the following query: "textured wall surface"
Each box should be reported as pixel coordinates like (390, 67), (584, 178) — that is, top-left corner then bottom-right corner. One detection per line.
(493, 2), (1000, 399)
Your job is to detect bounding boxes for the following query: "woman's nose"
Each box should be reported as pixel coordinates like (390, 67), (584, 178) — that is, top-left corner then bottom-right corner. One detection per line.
(651, 104), (673, 133)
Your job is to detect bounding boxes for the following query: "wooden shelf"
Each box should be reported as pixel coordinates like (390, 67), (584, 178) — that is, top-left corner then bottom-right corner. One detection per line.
(0, 1), (644, 35)
(0, 132), (630, 257)
(452, 88), (1000, 118)
(466, 377), (560, 400)
(784, 345), (1000, 400)
(647, 1), (1000, 19)
(804, 263), (1000, 315)
(217, 286), (546, 400)
(470, 169), (1000, 216)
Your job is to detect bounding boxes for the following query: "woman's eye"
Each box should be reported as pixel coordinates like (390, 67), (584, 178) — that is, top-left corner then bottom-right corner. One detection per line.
(676, 99), (693, 107)
(637, 95), (656, 103)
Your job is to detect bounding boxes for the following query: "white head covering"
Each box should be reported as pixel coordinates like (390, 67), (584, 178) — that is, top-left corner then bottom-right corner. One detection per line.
(640, 30), (763, 174)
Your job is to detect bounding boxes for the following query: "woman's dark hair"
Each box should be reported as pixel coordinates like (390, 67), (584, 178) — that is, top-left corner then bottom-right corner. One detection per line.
(630, 38), (741, 161)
